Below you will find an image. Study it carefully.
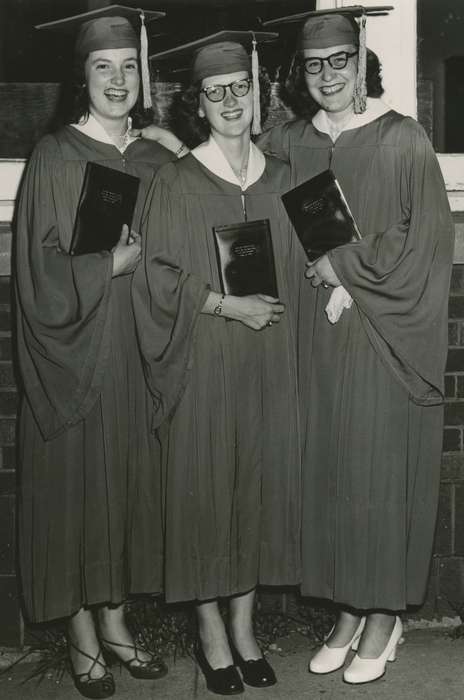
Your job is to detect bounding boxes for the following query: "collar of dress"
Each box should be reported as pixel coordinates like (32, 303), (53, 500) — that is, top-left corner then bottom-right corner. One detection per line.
(312, 98), (391, 142)
(191, 135), (265, 191)
(70, 113), (139, 153)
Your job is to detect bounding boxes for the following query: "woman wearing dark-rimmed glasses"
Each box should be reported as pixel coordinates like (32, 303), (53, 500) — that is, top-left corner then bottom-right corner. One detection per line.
(132, 32), (307, 695)
(258, 6), (453, 685)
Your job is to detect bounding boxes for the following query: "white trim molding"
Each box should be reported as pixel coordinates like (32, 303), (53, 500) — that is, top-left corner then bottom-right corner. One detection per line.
(0, 153), (462, 263)
(1, 155), (463, 222)
(0, 160), (24, 224)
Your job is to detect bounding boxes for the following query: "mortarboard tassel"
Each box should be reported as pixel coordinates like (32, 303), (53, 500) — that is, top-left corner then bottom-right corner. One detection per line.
(286, 51), (297, 86)
(354, 13), (367, 114)
(139, 10), (152, 109)
(251, 34), (262, 136)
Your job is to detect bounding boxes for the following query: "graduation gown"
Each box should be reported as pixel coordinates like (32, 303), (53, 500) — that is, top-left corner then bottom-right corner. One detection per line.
(259, 103), (454, 609)
(16, 125), (172, 623)
(132, 141), (306, 603)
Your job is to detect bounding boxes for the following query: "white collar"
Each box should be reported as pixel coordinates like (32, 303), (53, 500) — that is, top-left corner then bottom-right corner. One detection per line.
(312, 98), (391, 141)
(70, 113), (138, 153)
(191, 135), (265, 190)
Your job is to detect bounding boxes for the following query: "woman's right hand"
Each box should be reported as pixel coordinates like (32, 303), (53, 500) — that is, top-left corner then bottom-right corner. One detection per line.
(129, 124), (185, 154)
(112, 225), (141, 277)
(224, 294), (285, 330)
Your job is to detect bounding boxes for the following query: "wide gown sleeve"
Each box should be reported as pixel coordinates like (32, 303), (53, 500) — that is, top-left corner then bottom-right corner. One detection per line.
(132, 163), (210, 427)
(328, 120), (454, 405)
(15, 136), (114, 440)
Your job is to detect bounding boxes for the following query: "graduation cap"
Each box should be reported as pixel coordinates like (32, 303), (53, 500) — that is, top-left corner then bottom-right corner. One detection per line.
(150, 30), (278, 135)
(263, 5), (393, 114)
(36, 5), (166, 110)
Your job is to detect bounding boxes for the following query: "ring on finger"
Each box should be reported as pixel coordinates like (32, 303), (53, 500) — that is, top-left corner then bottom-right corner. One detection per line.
(322, 282), (329, 289)
(267, 321), (273, 327)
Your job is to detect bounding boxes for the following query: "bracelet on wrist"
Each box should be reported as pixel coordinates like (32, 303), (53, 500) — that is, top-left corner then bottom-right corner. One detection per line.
(213, 294), (225, 316)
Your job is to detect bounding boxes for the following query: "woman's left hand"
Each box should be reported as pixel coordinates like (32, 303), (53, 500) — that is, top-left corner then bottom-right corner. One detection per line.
(305, 255), (341, 288)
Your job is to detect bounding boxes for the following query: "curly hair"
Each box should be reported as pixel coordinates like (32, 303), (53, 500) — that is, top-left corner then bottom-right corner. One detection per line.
(58, 57), (155, 129)
(169, 67), (272, 149)
(283, 48), (384, 122)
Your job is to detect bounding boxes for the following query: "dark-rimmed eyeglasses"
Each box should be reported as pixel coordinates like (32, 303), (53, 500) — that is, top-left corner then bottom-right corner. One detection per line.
(200, 78), (252, 103)
(303, 50), (359, 75)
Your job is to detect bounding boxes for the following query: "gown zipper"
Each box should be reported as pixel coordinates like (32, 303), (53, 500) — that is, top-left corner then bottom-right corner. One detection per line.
(241, 192), (248, 221)
(328, 143), (335, 169)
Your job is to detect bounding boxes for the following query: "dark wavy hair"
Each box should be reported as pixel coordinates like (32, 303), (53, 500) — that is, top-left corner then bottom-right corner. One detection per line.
(169, 67), (272, 149)
(58, 55), (155, 129)
(283, 48), (384, 121)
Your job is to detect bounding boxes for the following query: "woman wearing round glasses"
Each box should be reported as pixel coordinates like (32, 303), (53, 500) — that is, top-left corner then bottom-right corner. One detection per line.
(303, 48), (359, 73)
(258, 7), (453, 685)
(132, 32), (306, 695)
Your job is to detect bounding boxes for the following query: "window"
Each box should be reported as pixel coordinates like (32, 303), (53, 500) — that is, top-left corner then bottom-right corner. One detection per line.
(417, 0), (464, 153)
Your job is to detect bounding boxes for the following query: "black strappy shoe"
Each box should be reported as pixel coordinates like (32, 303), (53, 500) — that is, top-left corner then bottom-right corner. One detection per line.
(68, 640), (115, 699)
(100, 637), (168, 680)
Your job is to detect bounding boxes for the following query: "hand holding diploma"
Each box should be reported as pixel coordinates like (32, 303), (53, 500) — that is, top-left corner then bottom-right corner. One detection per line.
(225, 294), (285, 330)
(112, 225), (141, 277)
(203, 291), (284, 330)
(305, 255), (341, 288)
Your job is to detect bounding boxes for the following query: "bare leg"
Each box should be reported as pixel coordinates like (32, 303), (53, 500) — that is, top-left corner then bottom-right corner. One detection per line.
(197, 600), (233, 669)
(68, 608), (107, 680)
(326, 608), (363, 648)
(356, 612), (397, 658)
(343, 611), (401, 684)
(229, 589), (261, 660)
(98, 603), (152, 665)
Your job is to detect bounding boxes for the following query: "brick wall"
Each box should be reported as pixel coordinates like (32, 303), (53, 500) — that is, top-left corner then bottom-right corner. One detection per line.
(1, 236), (463, 645)
(0, 264), (20, 647)
(0, 86), (463, 647)
(431, 236), (464, 620)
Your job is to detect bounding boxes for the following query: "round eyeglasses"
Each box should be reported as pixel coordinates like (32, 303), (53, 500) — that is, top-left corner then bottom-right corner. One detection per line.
(303, 50), (359, 75)
(200, 78), (252, 103)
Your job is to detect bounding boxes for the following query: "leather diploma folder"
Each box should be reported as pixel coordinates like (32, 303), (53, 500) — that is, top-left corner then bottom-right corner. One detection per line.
(281, 169), (361, 261)
(70, 161), (140, 255)
(212, 218), (279, 298)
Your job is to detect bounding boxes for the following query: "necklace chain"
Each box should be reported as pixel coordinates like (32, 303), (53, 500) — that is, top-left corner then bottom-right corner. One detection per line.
(117, 117), (132, 152)
(119, 126), (131, 152)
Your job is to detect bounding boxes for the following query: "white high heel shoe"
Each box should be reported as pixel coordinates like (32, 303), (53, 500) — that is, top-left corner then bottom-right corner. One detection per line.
(309, 617), (366, 674)
(343, 616), (403, 684)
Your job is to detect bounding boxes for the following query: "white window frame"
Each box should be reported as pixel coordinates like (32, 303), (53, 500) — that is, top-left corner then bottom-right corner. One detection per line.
(1, 1), (462, 270)
(317, 0), (464, 203)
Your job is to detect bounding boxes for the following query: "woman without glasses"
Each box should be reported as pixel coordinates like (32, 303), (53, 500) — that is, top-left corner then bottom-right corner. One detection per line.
(15, 7), (172, 698)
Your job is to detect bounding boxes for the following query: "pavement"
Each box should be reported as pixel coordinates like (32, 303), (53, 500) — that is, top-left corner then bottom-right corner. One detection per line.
(0, 628), (463, 700)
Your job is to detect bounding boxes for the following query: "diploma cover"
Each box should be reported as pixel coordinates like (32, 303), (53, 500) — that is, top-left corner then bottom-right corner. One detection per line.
(281, 169), (361, 261)
(212, 219), (279, 298)
(70, 162), (140, 255)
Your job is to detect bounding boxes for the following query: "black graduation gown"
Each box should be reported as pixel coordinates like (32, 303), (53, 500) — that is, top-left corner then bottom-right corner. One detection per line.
(259, 110), (454, 609)
(132, 154), (307, 602)
(16, 127), (172, 622)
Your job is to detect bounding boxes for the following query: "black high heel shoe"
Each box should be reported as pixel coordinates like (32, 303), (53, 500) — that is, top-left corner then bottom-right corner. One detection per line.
(68, 640), (115, 699)
(194, 642), (244, 696)
(100, 637), (168, 680)
(229, 640), (277, 688)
